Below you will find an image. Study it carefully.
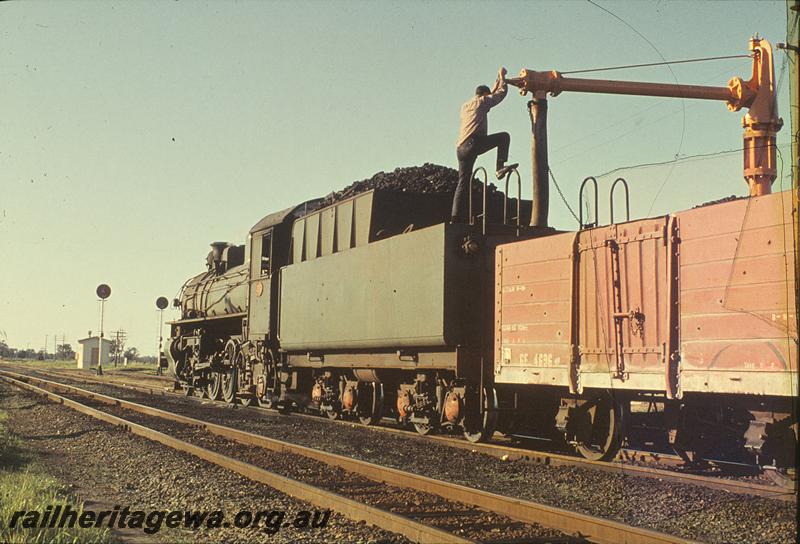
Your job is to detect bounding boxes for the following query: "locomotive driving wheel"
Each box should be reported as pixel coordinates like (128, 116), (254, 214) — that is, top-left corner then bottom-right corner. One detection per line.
(206, 371), (222, 400)
(572, 394), (625, 461)
(220, 340), (239, 404)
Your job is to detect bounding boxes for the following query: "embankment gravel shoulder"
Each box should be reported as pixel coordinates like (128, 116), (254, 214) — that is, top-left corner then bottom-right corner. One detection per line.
(0, 383), (405, 544)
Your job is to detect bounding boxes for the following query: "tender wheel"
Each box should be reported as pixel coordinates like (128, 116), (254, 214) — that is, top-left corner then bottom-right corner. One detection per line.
(220, 340), (239, 404)
(206, 372), (222, 400)
(463, 387), (499, 444)
(413, 422), (436, 436)
(764, 467), (797, 490)
(358, 382), (384, 426)
(574, 394), (625, 461)
(236, 352), (256, 407)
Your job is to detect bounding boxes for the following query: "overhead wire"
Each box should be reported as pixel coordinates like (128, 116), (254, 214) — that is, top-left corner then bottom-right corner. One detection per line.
(561, 54), (751, 75)
(584, 0), (688, 217)
(548, 167), (580, 224)
(592, 139), (796, 180)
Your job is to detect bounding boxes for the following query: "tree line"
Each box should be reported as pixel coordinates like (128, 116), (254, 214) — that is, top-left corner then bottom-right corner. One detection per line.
(0, 340), (144, 363)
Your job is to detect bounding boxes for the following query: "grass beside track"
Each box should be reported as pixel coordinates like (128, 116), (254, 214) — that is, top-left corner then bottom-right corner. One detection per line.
(0, 407), (112, 544)
(3, 359), (158, 373)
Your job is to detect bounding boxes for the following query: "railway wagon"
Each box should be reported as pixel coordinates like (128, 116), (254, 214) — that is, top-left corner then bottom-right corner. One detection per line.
(494, 188), (798, 464)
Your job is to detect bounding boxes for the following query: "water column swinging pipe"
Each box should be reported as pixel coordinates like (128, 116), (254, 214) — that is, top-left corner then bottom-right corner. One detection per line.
(507, 37), (783, 228)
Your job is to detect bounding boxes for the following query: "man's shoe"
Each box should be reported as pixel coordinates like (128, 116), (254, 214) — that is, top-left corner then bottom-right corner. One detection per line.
(496, 163), (519, 180)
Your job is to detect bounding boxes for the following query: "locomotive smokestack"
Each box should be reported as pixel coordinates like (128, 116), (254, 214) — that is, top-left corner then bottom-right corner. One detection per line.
(208, 241), (229, 273)
(528, 97), (549, 228)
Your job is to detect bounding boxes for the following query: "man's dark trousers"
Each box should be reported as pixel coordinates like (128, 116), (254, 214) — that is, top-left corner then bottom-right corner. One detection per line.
(452, 132), (510, 221)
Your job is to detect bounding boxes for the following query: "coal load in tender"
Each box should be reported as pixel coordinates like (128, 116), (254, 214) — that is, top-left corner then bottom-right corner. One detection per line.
(322, 163), (506, 206)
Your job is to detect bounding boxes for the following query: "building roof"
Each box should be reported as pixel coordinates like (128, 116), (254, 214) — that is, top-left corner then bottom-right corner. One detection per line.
(77, 336), (113, 344)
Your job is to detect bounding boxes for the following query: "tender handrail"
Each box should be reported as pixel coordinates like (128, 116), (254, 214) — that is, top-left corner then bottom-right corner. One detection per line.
(609, 177), (630, 224)
(503, 166), (522, 234)
(469, 166), (489, 233)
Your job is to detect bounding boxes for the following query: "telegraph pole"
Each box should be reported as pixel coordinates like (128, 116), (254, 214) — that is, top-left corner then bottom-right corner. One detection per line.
(787, 0), (799, 189)
(786, 0), (800, 478)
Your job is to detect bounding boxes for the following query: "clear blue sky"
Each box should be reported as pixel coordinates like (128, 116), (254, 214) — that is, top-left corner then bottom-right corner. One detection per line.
(1, 0), (795, 355)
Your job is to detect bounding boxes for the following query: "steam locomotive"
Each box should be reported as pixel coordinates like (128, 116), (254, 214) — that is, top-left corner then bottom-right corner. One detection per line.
(166, 181), (797, 469)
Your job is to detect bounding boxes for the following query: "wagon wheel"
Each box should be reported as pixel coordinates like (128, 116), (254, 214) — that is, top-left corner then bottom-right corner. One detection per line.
(462, 387), (499, 444)
(206, 372), (222, 400)
(220, 340), (239, 404)
(672, 403), (751, 466)
(574, 394), (625, 461)
(357, 382), (384, 426)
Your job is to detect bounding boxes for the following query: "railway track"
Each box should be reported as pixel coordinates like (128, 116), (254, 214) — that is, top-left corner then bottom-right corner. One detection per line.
(0, 370), (695, 544)
(3, 364), (793, 503)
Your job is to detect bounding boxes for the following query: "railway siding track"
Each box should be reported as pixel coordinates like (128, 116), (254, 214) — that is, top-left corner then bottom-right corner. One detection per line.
(6, 364), (793, 504)
(0, 373), (466, 544)
(0, 370), (695, 544)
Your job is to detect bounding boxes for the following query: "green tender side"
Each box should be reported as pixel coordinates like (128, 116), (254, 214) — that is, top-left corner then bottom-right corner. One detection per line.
(278, 223), (479, 351)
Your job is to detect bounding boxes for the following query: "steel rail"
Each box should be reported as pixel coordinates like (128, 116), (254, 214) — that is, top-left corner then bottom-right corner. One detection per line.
(0, 373), (468, 544)
(1, 370), (698, 544)
(2, 364), (794, 503)
(0, 365), (684, 465)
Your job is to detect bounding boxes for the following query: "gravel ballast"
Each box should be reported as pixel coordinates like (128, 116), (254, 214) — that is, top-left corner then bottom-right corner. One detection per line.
(65, 393), (570, 543)
(7, 368), (798, 544)
(0, 382), (408, 544)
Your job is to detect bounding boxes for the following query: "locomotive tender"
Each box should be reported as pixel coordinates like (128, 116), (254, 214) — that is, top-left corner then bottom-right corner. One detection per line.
(168, 189), (533, 444)
(168, 37), (797, 467)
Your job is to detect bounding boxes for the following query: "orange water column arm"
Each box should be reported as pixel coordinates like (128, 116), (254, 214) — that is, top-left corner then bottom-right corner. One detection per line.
(507, 38), (782, 196)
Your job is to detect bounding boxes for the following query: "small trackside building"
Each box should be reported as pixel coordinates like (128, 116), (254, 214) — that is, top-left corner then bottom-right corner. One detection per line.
(76, 336), (112, 369)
